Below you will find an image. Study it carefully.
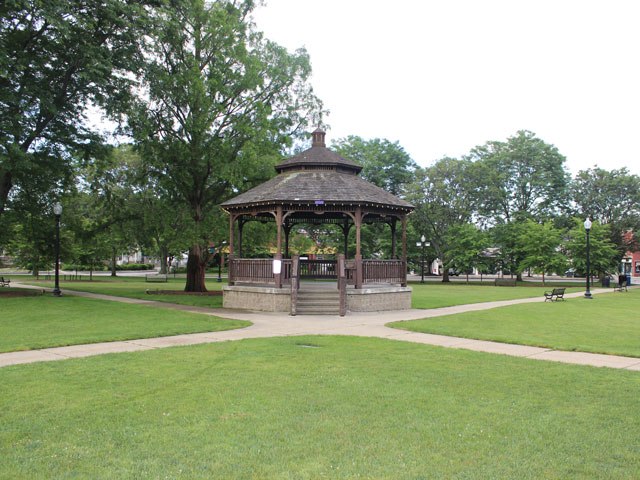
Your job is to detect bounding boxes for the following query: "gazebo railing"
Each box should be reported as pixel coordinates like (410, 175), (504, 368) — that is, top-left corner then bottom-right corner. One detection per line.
(362, 259), (406, 284)
(229, 258), (293, 285)
(300, 259), (336, 279)
(229, 257), (405, 287)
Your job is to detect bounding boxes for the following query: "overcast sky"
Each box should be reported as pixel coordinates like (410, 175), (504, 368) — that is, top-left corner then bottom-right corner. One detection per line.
(252, 0), (640, 175)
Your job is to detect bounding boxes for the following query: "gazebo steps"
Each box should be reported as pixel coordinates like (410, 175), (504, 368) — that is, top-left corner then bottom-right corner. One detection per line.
(296, 289), (340, 315)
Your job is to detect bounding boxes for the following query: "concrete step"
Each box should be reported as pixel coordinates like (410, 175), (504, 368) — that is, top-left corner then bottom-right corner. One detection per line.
(295, 306), (340, 315)
(298, 290), (340, 297)
(296, 290), (340, 314)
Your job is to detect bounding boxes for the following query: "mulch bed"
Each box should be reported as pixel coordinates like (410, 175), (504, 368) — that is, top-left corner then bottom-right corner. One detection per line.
(146, 289), (222, 296)
(0, 290), (44, 298)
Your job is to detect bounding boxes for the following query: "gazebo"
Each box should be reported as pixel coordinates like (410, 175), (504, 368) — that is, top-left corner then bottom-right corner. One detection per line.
(221, 128), (414, 315)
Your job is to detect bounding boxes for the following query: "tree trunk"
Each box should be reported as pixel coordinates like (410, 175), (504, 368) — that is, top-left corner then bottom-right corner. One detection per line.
(185, 244), (207, 292)
(159, 245), (169, 275)
(442, 269), (450, 283)
(90, 260), (94, 281)
(111, 247), (117, 277)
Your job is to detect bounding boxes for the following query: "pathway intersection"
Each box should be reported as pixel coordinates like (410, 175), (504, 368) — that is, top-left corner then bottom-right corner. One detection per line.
(2, 283), (640, 371)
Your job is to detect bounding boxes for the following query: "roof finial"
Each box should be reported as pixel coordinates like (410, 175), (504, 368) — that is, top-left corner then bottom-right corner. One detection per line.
(312, 127), (326, 147)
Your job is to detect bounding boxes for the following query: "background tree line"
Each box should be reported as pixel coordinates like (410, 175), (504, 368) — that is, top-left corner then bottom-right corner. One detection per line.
(2, 1), (639, 288)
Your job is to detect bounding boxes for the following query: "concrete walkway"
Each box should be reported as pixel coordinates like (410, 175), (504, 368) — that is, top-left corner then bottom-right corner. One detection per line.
(2, 283), (640, 372)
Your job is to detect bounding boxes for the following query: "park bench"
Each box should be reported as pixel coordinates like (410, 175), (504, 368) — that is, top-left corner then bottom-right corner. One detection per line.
(0, 277), (10, 287)
(494, 278), (516, 287)
(614, 274), (628, 292)
(145, 274), (168, 283)
(544, 287), (566, 302)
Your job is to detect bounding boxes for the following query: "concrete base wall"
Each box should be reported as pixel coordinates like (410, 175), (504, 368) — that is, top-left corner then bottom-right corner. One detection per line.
(346, 286), (412, 312)
(223, 284), (412, 313)
(223, 285), (291, 312)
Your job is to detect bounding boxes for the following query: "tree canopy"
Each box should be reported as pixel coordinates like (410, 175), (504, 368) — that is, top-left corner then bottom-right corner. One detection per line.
(0, 0), (154, 219)
(129, 0), (324, 290)
(332, 136), (416, 196)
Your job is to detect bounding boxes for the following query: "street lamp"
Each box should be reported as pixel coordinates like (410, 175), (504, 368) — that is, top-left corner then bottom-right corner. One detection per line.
(53, 202), (63, 297)
(584, 218), (593, 299)
(416, 235), (430, 284)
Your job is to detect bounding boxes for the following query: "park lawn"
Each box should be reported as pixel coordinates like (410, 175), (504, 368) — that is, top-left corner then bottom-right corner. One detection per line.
(0, 295), (249, 353)
(409, 281), (584, 309)
(392, 289), (640, 357)
(11, 276), (225, 308)
(1, 336), (639, 479)
(13, 276), (589, 310)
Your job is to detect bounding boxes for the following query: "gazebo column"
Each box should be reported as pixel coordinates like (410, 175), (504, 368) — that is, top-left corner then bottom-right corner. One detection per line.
(274, 206), (283, 288)
(228, 213), (236, 259)
(228, 213), (236, 286)
(340, 219), (351, 259)
(401, 214), (407, 287)
(238, 218), (244, 258)
(390, 218), (397, 259)
(284, 222), (292, 258)
(355, 207), (363, 289)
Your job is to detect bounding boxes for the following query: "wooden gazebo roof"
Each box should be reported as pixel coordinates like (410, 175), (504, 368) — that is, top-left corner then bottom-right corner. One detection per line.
(221, 128), (413, 214)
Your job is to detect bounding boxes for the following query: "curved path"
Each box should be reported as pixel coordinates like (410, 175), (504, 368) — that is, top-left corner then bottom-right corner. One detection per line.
(2, 284), (640, 371)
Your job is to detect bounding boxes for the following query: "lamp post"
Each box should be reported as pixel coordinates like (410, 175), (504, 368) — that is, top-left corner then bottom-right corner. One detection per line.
(53, 202), (63, 297)
(584, 218), (592, 299)
(416, 235), (430, 284)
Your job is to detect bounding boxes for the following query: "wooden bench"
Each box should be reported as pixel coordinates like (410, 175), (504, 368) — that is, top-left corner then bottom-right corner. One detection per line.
(145, 274), (168, 283)
(544, 287), (565, 302)
(0, 277), (10, 287)
(494, 278), (516, 287)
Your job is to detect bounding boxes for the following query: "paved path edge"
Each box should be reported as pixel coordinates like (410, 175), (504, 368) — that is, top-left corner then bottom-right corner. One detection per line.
(2, 283), (639, 371)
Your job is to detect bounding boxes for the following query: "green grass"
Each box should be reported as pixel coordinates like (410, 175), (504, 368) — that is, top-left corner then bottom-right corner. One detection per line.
(1, 336), (639, 478)
(392, 289), (640, 357)
(0, 295), (249, 353)
(11, 275), (225, 308)
(409, 281), (584, 309)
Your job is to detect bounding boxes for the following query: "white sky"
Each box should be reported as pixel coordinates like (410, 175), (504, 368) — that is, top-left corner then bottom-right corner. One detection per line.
(252, 0), (640, 175)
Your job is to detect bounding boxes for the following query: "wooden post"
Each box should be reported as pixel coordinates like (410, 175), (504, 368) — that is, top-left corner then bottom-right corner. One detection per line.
(274, 253), (283, 289)
(355, 207), (362, 256)
(338, 254), (346, 316)
(342, 219), (350, 259)
(238, 218), (244, 258)
(391, 218), (397, 259)
(228, 213), (235, 258)
(290, 255), (299, 315)
(401, 214), (407, 287)
(228, 214), (235, 286)
(284, 223), (292, 258)
(354, 208), (363, 288)
(276, 206), (283, 256)
(355, 254), (363, 289)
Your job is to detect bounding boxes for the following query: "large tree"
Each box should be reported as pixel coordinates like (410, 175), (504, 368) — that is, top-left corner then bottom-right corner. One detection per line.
(470, 130), (569, 279)
(332, 136), (417, 196)
(0, 0), (154, 219)
(407, 158), (478, 282)
(571, 167), (640, 262)
(470, 130), (569, 222)
(516, 220), (566, 284)
(130, 0), (323, 291)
